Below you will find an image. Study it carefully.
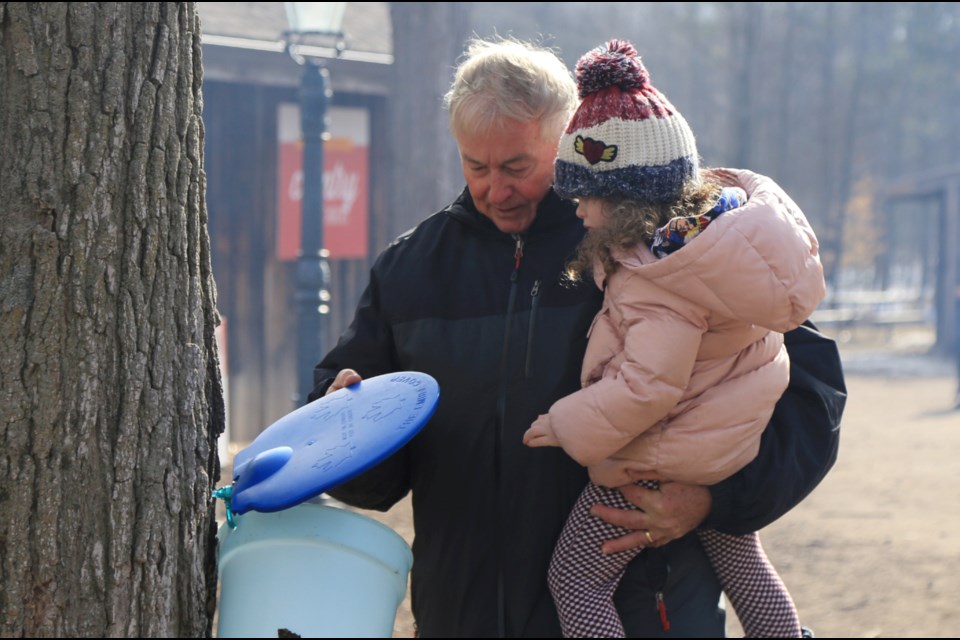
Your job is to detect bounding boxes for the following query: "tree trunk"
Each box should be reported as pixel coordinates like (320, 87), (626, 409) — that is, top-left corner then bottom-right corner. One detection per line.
(826, 3), (869, 293)
(0, 3), (222, 637)
(729, 2), (763, 169)
(386, 2), (471, 242)
(773, 2), (798, 180)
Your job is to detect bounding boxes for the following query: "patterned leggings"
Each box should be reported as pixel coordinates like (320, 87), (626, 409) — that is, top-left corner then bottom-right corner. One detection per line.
(548, 481), (802, 638)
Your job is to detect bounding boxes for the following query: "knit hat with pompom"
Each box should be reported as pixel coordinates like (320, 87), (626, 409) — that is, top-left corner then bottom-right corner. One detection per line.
(554, 40), (699, 203)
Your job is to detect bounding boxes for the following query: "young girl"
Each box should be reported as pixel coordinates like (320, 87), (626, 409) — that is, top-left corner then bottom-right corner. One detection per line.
(523, 40), (826, 638)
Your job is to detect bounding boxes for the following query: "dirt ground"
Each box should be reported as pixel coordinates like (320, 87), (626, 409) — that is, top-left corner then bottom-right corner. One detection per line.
(352, 331), (960, 638)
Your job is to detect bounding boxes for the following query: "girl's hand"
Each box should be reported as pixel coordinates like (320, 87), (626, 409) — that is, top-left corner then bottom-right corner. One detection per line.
(523, 415), (559, 447)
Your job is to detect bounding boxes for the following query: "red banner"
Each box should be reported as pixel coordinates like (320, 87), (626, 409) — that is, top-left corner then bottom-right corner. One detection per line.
(277, 106), (369, 260)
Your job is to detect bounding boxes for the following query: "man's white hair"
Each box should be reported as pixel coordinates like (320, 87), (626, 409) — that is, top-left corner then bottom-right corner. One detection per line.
(444, 37), (577, 143)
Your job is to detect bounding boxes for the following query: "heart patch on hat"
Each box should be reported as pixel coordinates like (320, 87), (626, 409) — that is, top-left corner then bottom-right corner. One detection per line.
(575, 136), (618, 165)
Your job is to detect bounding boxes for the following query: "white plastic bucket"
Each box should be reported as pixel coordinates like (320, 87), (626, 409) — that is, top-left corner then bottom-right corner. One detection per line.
(216, 502), (412, 638)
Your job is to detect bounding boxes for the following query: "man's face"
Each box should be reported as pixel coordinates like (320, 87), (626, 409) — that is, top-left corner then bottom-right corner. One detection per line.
(455, 118), (559, 235)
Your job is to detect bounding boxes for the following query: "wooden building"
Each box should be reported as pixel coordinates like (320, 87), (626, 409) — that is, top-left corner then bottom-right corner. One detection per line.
(198, 3), (394, 443)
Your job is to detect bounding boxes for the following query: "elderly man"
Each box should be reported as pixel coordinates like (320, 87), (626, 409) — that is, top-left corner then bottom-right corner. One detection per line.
(310, 38), (844, 638)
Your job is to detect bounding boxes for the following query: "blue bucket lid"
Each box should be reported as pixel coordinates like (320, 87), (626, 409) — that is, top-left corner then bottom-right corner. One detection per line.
(229, 372), (439, 515)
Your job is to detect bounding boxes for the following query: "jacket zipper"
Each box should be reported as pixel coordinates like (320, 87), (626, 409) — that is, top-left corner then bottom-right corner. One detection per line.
(495, 234), (524, 638)
(497, 237), (523, 409)
(525, 279), (541, 378)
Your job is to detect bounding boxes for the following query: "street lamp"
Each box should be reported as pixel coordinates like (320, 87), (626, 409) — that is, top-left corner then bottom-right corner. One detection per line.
(283, 2), (346, 407)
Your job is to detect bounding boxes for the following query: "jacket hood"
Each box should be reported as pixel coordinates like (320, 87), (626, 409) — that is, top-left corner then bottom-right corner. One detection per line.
(603, 169), (824, 332)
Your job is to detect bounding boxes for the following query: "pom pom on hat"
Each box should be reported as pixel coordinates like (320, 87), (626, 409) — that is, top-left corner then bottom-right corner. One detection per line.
(575, 39), (650, 97)
(555, 39), (699, 203)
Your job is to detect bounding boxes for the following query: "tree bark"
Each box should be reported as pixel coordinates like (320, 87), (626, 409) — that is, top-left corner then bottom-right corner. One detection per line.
(0, 3), (222, 636)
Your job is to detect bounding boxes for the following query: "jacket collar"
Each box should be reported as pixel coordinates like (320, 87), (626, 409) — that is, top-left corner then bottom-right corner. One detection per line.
(445, 187), (580, 239)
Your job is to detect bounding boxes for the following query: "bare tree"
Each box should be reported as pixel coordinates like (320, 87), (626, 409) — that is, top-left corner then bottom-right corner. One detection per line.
(0, 3), (221, 636)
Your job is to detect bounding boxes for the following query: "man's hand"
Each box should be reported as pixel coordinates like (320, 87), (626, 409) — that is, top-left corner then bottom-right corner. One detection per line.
(325, 368), (363, 396)
(590, 477), (711, 554)
(523, 415), (559, 447)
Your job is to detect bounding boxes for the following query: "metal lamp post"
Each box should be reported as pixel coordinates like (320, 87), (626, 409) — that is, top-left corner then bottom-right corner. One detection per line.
(284, 2), (346, 407)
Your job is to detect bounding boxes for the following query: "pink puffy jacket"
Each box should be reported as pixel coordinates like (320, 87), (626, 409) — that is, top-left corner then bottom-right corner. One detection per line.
(545, 169), (826, 488)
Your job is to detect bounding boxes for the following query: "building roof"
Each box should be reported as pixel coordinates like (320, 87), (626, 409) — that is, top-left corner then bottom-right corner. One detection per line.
(198, 2), (393, 93)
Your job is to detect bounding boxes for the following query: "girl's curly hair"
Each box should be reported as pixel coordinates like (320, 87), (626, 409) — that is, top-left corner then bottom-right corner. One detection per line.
(565, 178), (723, 282)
